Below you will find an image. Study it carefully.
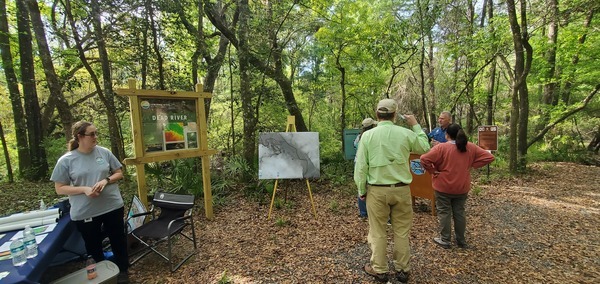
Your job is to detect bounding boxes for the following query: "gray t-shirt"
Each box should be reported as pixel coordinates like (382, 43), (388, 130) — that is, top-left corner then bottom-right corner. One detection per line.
(50, 146), (124, 221)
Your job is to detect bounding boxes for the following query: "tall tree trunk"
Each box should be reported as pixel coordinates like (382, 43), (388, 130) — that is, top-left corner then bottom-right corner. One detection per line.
(0, 0), (30, 178)
(141, 8), (149, 89)
(90, 0), (125, 161)
(17, 0), (47, 180)
(426, 32), (435, 131)
(506, 0), (533, 172)
(485, 0), (496, 125)
(465, 0), (476, 135)
(146, 0), (165, 90)
(536, 0), (559, 133)
(335, 54), (347, 153)
(17, 0), (48, 180)
(238, 0), (256, 167)
(542, 0), (558, 106)
(25, 0), (74, 139)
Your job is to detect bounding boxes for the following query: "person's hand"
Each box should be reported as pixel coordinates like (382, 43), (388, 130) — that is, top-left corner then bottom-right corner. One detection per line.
(83, 186), (100, 197)
(403, 114), (418, 126)
(91, 180), (107, 195)
(431, 139), (440, 147)
(359, 194), (366, 201)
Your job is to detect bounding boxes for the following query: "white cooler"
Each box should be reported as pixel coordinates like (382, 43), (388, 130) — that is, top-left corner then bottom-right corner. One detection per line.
(50, 260), (119, 284)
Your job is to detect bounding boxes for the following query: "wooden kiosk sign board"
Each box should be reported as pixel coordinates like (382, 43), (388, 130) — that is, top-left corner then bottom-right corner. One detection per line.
(477, 125), (498, 151)
(116, 79), (216, 219)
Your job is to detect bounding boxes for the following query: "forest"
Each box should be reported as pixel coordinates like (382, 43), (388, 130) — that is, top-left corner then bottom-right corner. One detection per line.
(0, 0), (599, 186)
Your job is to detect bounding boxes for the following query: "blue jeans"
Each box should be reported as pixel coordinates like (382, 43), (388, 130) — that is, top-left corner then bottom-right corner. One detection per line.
(358, 195), (367, 217)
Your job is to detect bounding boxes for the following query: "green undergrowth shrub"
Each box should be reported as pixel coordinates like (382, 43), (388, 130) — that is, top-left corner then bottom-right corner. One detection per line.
(320, 155), (354, 187)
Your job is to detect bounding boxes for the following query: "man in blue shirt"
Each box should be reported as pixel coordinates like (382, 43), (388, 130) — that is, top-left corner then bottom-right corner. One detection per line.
(428, 111), (452, 146)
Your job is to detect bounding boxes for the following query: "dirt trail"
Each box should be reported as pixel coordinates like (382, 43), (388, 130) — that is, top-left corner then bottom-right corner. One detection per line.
(45, 162), (599, 283)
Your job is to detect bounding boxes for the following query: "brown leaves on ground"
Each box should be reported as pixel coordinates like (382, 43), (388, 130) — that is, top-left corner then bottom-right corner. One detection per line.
(42, 162), (599, 283)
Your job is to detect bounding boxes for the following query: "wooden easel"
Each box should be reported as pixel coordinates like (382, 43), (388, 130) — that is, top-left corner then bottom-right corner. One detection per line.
(267, 116), (317, 219)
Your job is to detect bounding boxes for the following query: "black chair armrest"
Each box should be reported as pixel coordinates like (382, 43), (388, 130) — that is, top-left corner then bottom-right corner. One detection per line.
(128, 211), (152, 219)
(167, 215), (193, 234)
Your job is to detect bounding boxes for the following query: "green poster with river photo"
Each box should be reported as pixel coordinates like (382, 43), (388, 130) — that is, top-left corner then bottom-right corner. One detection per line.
(140, 98), (198, 152)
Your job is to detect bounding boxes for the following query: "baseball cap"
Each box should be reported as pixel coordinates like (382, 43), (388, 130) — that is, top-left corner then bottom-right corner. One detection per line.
(361, 118), (377, 128)
(376, 99), (397, 114)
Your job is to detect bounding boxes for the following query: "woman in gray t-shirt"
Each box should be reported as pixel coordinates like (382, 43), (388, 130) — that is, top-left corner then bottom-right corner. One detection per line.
(50, 121), (129, 280)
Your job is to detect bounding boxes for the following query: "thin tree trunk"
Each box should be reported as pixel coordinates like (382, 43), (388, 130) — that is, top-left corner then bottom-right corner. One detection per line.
(485, 0), (496, 125)
(336, 54), (347, 153)
(90, 0), (125, 161)
(506, 0), (532, 172)
(238, 0), (256, 167)
(25, 0), (74, 139)
(0, 120), (13, 183)
(141, 8), (149, 89)
(18, 0), (47, 180)
(146, 0), (165, 90)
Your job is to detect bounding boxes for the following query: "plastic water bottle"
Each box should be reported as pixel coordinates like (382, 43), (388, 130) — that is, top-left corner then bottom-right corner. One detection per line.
(23, 225), (38, 258)
(9, 238), (26, 266)
(86, 256), (97, 280)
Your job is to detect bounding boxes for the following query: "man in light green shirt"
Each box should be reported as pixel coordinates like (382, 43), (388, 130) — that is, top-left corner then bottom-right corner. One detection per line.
(354, 99), (430, 283)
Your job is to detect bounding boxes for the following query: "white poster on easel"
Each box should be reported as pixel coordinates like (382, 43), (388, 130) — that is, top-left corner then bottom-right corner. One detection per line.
(258, 132), (320, 179)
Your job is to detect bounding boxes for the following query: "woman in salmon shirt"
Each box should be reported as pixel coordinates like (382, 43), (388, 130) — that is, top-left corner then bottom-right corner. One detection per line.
(420, 123), (494, 249)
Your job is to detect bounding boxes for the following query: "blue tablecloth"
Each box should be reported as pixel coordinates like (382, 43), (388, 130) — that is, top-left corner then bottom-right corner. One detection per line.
(0, 212), (82, 284)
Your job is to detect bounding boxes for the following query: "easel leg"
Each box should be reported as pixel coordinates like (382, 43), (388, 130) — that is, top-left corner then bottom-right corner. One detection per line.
(268, 180), (279, 220)
(306, 180), (317, 218)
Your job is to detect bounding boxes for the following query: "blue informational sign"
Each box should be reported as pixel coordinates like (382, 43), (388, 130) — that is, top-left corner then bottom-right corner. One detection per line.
(343, 129), (361, 160)
(410, 158), (425, 175)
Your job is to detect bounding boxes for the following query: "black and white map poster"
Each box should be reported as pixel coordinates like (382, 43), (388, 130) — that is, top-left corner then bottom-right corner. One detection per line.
(258, 132), (320, 179)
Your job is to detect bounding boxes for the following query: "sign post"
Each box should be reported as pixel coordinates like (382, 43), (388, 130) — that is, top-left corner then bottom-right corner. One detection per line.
(116, 79), (217, 219)
(477, 125), (498, 179)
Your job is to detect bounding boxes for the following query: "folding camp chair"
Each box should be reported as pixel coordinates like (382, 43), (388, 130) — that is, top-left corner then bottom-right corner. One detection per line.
(128, 192), (197, 272)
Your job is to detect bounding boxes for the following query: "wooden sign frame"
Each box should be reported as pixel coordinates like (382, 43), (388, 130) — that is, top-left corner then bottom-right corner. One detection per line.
(116, 79), (216, 219)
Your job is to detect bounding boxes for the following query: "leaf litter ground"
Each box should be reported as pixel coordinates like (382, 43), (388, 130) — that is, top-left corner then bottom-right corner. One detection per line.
(27, 162), (599, 283)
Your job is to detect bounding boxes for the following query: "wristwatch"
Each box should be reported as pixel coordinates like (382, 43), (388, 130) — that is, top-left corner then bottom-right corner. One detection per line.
(105, 177), (111, 183)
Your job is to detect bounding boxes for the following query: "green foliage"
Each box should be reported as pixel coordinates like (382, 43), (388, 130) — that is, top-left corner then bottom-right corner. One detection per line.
(329, 200), (339, 213)
(471, 185), (482, 196)
(274, 217), (289, 227)
(143, 158), (201, 196)
(320, 157), (354, 187)
(217, 270), (231, 284)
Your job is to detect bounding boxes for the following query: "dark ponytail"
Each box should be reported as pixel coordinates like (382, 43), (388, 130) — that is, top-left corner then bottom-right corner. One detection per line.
(446, 123), (468, 152)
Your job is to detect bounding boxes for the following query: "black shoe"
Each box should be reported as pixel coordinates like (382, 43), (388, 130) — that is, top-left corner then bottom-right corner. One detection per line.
(457, 243), (470, 249)
(363, 264), (388, 282)
(433, 237), (451, 249)
(396, 270), (410, 283)
(117, 272), (129, 284)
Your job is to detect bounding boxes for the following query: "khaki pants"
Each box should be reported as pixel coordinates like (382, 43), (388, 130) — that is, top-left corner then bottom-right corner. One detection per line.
(366, 185), (413, 273)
